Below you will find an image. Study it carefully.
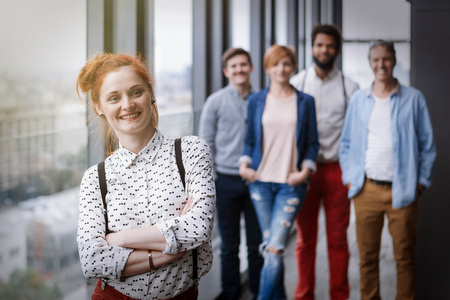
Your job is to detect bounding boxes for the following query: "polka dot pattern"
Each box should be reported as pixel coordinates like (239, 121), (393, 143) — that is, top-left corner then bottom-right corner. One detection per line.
(77, 130), (216, 299)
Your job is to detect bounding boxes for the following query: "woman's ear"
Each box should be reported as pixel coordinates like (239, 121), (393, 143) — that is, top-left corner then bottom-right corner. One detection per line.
(94, 104), (104, 116)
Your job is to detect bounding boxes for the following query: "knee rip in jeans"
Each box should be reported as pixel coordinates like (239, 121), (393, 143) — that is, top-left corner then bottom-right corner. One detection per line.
(251, 192), (261, 201)
(263, 229), (270, 239)
(283, 197), (299, 214)
(267, 245), (284, 255)
(287, 197), (300, 206)
(280, 220), (291, 227)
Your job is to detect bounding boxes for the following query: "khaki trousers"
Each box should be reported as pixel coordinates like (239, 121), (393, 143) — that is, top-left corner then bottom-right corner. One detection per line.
(353, 178), (418, 300)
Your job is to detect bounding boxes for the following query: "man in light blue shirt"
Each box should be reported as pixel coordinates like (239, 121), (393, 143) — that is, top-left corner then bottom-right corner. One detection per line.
(199, 48), (263, 300)
(339, 40), (436, 300)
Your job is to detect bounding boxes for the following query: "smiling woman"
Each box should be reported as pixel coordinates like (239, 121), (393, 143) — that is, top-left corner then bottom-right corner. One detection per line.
(96, 67), (156, 153)
(76, 53), (216, 300)
(77, 53), (159, 155)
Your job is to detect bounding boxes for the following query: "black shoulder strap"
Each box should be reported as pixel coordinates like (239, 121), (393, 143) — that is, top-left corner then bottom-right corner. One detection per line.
(174, 138), (198, 284)
(97, 142), (198, 282)
(175, 138), (186, 188)
(97, 161), (111, 235)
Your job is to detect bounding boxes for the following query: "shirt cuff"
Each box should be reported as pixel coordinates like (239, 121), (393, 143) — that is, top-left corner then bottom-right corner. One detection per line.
(238, 155), (252, 166)
(301, 159), (316, 173)
(105, 246), (133, 280)
(156, 220), (179, 254)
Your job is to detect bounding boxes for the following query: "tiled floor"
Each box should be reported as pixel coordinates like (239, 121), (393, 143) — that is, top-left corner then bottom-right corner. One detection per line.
(239, 203), (397, 300)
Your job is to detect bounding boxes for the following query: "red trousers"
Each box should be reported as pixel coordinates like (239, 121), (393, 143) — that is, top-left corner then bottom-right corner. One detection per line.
(294, 162), (350, 300)
(92, 279), (198, 300)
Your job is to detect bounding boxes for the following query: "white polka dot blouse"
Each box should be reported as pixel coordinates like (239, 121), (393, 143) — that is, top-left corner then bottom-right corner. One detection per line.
(77, 130), (216, 299)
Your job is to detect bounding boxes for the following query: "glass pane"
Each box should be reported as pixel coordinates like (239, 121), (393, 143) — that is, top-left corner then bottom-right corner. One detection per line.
(231, 0), (251, 50)
(0, 0), (87, 298)
(154, 0), (193, 137)
(342, 42), (410, 89)
(275, 0), (288, 45)
(343, 0), (410, 40)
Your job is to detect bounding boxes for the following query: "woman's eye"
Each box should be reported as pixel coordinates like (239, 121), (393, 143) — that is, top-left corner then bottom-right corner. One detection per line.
(109, 96), (119, 102)
(132, 90), (143, 97)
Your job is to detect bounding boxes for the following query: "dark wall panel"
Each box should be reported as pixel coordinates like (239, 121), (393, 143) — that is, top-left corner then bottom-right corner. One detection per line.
(410, 1), (450, 299)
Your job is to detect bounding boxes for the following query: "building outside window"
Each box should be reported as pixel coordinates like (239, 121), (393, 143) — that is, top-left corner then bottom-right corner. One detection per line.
(0, 0), (87, 297)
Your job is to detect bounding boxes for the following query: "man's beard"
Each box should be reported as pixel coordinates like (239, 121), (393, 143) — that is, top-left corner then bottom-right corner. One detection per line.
(313, 55), (335, 71)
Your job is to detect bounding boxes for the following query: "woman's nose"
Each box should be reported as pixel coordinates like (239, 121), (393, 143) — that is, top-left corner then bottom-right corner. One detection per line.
(122, 96), (135, 110)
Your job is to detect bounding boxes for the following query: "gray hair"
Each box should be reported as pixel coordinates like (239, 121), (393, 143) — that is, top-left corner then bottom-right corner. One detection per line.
(368, 39), (396, 65)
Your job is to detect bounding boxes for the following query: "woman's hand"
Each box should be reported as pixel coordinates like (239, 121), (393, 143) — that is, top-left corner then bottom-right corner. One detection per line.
(239, 164), (258, 183)
(181, 196), (194, 215)
(105, 231), (123, 247)
(152, 250), (187, 268)
(287, 168), (310, 186)
(122, 250), (188, 278)
(106, 196), (195, 248)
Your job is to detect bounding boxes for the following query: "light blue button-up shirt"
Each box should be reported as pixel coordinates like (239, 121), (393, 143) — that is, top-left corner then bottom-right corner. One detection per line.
(339, 83), (436, 208)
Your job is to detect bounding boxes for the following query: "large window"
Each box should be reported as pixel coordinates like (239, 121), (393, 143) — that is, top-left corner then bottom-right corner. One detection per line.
(230, 0), (251, 50)
(342, 0), (411, 89)
(154, 0), (193, 137)
(0, 0), (87, 298)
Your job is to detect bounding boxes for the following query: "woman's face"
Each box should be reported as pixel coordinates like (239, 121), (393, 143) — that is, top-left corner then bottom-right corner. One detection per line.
(96, 66), (154, 140)
(266, 55), (295, 85)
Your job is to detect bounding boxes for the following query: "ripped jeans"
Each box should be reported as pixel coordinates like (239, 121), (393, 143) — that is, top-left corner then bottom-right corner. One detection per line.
(249, 181), (306, 300)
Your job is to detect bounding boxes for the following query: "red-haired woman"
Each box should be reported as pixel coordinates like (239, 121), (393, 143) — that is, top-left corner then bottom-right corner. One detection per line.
(76, 53), (215, 300)
(239, 45), (319, 300)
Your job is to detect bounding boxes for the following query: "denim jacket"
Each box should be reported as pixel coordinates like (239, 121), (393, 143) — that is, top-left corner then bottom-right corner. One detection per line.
(240, 86), (319, 173)
(339, 84), (436, 208)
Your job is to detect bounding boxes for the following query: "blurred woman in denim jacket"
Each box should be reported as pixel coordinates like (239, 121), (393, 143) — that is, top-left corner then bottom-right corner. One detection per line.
(239, 44), (319, 300)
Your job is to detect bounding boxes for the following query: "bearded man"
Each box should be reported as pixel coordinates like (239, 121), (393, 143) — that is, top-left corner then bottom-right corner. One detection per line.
(290, 24), (359, 300)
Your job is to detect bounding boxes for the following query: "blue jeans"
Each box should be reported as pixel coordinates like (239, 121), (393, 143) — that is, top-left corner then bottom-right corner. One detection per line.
(216, 173), (263, 300)
(249, 181), (307, 300)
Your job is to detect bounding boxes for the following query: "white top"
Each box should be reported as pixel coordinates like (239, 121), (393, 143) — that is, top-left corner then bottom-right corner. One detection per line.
(257, 93), (298, 183)
(365, 95), (394, 181)
(290, 65), (359, 162)
(77, 130), (215, 299)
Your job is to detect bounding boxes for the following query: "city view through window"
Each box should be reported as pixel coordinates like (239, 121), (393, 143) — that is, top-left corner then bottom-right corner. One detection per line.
(0, 1), (194, 298)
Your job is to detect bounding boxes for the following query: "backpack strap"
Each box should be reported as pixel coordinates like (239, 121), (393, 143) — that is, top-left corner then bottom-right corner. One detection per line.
(97, 161), (110, 235)
(174, 138), (186, 188)
(97, 140), (198, 284)
(174, 138), (198, 285)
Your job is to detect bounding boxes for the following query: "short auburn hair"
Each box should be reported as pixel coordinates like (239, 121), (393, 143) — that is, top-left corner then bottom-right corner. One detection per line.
(76, 53), (158, 155)
(263, 44), (297, 71)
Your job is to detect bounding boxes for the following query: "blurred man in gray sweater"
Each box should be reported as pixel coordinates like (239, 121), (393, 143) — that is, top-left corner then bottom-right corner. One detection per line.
(199, 48), (263, 300)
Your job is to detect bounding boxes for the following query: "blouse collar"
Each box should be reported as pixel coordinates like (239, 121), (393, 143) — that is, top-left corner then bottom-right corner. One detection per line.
(116, 129), (164, 167)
